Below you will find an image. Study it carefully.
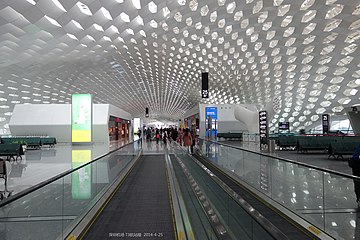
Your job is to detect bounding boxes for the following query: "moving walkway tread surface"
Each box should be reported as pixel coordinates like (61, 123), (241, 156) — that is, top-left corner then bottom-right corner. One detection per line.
(193, 154), (318, 240)
(83, 155), (175, 240)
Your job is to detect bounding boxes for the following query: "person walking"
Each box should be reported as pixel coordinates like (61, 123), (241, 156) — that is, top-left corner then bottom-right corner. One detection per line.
(183, 128), (192, 154)
(162, 130), (167, 144)
(155, 129), (160, 144)
(190, 130), (196, 154)
(350, 142), (360, 206)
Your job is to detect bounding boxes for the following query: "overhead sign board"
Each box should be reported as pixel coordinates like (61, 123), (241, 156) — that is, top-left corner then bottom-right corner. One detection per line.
(322, 114), (330, 134)
(202, 72), (209, 98)
(71, 94), (92, 143)
(259, 110), (268, 144)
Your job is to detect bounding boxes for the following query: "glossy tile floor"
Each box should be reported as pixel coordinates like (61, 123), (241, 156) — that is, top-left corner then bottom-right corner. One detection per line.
(222, 140), (352, 175)
(1, 139), (130, 196)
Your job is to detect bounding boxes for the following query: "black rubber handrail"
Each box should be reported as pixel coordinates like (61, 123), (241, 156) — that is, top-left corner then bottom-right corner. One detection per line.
(200, 138), (359, 180)
(0, 140), (139, 208)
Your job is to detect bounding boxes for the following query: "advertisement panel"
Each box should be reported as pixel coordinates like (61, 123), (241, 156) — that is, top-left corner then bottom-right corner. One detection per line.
(134, 118), (140, 135)
(205, 107), (218, 120)
(71, 150), (92, 200)
(72, 94), (92, 143)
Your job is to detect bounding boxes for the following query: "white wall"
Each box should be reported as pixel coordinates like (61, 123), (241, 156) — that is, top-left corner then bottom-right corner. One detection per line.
(108, 104), (132, 121)
(9, 104), (71, 142)
(199, 104), (256, 138)
(9, 104), (131, 143)
(183, 105), (199, 119)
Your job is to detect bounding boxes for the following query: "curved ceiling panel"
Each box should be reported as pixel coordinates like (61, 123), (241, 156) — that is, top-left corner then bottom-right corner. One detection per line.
(0, 0), (359, 133)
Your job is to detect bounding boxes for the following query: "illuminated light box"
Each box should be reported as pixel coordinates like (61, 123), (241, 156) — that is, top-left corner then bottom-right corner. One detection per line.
(71, 150), (92, 200)
(72, 94), (92, 143)
(134, 118), (140, 135)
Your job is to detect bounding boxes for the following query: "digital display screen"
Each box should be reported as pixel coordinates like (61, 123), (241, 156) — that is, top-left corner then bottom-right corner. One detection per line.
(71, 94), (92, 143)
(205, 107), (218, 120)
(278, 122), (290, 130)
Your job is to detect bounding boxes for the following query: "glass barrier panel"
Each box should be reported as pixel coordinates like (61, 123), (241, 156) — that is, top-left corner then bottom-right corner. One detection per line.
(323, 174), (360, 240)
(0, 177), (65, 239)
(0, 142), (139, 240)
(197, 139), (360, 239)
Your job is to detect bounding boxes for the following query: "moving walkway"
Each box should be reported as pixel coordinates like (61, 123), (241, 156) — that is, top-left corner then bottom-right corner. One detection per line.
(0, 140), (340, 239)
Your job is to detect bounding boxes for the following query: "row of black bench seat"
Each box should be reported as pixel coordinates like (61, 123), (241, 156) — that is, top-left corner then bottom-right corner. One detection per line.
(0, 144), (24, 160)
(0, 137), (57, 161)
(273, 135), (360, 158)
(217, 132), (243, 140)
(0, 137), (57, 148)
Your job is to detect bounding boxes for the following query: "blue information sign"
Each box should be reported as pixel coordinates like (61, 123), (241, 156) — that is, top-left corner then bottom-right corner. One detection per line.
(205, 107), (218, 120)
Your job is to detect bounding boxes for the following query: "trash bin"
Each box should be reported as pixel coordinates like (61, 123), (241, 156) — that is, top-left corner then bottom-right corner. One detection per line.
(268, 139), (276, 153)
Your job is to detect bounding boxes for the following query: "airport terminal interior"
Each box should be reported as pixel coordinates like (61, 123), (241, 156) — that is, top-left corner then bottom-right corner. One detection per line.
(1, 0), (360, 239)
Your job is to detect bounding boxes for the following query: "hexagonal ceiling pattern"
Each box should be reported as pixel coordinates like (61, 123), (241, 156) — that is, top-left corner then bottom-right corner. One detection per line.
(1, 0), (360, 134)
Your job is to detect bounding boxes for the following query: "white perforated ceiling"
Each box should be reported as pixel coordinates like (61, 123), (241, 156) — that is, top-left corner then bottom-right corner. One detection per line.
(0, 0), (360, 133)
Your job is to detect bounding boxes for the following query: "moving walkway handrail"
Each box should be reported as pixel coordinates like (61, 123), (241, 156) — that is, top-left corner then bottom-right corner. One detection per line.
(0, 140), (139, 208)
(175, 148), (289, 240)
(200, 138), (358, 180)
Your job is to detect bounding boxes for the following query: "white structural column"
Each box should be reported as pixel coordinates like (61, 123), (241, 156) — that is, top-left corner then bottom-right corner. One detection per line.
(234, 101), (277, 133)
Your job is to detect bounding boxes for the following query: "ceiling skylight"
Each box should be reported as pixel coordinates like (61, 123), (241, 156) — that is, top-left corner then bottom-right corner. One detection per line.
(100, 7), (112, 20)
(120, 12), (130, 22)
(76, 2), (92, 16)
(51, 0), (67, 12)
(132, 0), (141, 9)
(149, 2), (157, 13)
(93, 24), (104, 31)
(45, 15), (61, 27)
